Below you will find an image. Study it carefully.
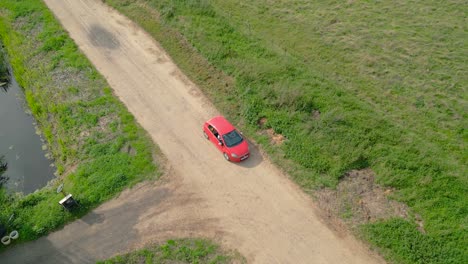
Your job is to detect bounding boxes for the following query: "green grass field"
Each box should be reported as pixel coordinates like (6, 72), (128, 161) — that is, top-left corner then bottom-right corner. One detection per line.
(97, 239), (244, 264)
(103, 0), (467, 263)
(0, 0), (159, 244)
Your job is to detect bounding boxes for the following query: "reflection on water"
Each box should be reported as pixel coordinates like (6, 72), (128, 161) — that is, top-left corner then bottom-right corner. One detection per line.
(0, 155), (7, 186)
(1, 83), (7, 93)
(0, 75), (55, 194)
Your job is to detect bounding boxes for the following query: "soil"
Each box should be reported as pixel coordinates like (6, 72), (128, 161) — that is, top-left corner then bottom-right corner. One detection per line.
(1, 0), (387, 263)
(315, 169), (412, 230)
(257, 117), (286, 145)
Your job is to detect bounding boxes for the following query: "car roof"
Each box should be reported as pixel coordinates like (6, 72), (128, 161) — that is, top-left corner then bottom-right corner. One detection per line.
(207, 116), (236, 135)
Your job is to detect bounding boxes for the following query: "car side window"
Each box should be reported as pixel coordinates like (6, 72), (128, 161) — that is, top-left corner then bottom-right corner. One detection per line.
(208, 125), (217, 135)
(208, 125), (223, 142)
(208, 125), (215, 134)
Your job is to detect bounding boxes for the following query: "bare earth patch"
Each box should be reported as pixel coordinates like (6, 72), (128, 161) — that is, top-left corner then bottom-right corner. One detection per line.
(257, 117), (286, 145)
(312, 109), (321, 119)
(315, 169), (415, 230)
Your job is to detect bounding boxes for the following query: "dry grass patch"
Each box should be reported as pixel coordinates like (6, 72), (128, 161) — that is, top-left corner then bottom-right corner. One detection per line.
(315, 169), (413, 230)
(257, 117), (286, 145)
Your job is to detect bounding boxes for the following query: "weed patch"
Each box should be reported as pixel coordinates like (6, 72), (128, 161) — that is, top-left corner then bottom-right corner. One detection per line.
(0, 45), (8, 84)
(97, 238), (245, 264)
(316, 169), (410, 228)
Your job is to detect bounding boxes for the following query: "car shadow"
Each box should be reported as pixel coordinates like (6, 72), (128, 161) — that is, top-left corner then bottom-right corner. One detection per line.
(236, 140), (263, 168)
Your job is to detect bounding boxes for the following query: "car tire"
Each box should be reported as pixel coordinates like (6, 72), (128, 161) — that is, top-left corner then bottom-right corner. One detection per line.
(223, 153), (230, 161)
(203, 131), (209, 139)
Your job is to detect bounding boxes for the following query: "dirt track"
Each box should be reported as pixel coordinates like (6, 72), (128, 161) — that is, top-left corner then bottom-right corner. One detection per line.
(1, 0), (385, 263)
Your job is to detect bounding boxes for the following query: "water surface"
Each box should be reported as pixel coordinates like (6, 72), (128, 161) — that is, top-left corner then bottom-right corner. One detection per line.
(0, 76), (55, 194)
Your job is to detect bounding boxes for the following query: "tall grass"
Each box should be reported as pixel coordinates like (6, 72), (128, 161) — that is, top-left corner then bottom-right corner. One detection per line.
(103, 0), (467, 263)
(0, 0), (159, 244)
(97, 239), (244, 264)
(0, 45), (7, 83)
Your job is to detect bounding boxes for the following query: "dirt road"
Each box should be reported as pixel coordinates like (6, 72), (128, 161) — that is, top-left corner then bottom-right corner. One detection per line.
(1, 0), (385, 263)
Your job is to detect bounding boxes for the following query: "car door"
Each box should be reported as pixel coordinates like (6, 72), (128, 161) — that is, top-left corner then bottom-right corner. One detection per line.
(215, 133), (226, 152)
(206, 124), (219, 146)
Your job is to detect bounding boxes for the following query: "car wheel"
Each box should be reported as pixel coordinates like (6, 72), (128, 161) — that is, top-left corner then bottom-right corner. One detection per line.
(203, 131), (209, 139)
(223, 153), (230, 161)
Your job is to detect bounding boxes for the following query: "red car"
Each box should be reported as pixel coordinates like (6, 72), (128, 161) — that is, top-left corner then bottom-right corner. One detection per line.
(203, 116), (250, 162)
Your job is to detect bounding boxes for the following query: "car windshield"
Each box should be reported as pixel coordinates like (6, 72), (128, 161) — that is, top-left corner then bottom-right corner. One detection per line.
(222, 130), (244, 147)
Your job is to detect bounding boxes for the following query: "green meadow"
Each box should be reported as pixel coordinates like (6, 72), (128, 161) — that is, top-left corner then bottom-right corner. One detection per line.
(104, 0), (467, 263)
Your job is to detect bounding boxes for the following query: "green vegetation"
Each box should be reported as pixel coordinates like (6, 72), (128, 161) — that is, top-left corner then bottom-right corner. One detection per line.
(103, 0), (467, 263)
(0, 156), (7, 186)
(97, 239), (244, 264)
(0, 0), (159, 244)
(0, 45), (7, 83)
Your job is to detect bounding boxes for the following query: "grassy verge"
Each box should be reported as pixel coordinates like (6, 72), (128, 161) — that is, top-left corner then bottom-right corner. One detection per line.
(103, 1), (467, 263)
(97, 239), (245, 264)
(0, 45), (7, 83)
(0, 0), (160, 244)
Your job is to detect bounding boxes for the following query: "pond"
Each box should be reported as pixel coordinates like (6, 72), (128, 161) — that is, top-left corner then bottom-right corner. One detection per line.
(0, 74), (55, 194)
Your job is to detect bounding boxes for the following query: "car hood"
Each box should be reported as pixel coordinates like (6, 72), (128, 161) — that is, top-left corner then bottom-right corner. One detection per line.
(227, 140), (249, 155)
